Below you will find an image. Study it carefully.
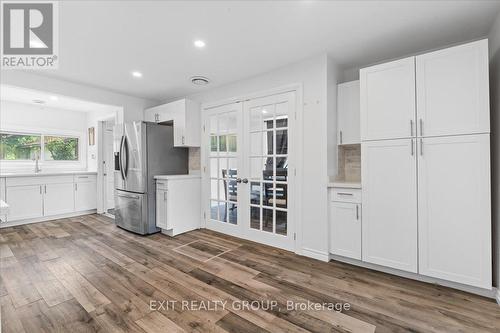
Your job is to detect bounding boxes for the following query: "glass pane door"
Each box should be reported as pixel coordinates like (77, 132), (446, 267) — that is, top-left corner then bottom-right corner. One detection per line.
(244, 92), (295, 250)
(206, 103), (243, 235)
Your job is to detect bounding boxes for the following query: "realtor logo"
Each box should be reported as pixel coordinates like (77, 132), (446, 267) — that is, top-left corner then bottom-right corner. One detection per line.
(1, 1), (59, 68)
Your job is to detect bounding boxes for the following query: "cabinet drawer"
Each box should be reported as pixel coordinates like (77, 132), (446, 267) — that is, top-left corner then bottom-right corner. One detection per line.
(331, 188), (361, 203)
(74, 174), (97, 183)
(156, 181), (168, 190)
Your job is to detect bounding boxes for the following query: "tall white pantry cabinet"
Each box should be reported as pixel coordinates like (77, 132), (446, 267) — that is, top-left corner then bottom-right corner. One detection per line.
(360, 39), (491, 289)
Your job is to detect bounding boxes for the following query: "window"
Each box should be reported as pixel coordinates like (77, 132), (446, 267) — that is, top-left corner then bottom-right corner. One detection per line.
(0, 132), (80, 162)
(44, 136), (79, 161)
(0, 133), (41, 160)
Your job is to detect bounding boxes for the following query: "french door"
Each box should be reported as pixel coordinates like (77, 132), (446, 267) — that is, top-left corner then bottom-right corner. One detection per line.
(204, 91), (296, 251)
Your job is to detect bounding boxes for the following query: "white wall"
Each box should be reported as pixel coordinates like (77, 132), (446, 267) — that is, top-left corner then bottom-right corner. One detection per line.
(0, 71), (157, 123)
(488, 12), (500, 289)
(0, 100), (87, 133)
(185, 54), (340, 259)
(327, 57), (340, 179)
(0, 100), (88, 171)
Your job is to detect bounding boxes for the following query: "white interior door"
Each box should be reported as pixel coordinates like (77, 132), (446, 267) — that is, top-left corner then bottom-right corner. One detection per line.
(103, 127), (115, 213)
(417, 134), (491, 288)
(361, 138), (418, 273)
(205, 102), (244, 237)
(203, 91), (296, 251)
(243, 92), (295, 250)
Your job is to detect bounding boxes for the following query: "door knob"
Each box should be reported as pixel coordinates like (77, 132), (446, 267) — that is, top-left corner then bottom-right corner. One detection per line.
(236, 178), (242, 183)
(242, 178), (248, 184)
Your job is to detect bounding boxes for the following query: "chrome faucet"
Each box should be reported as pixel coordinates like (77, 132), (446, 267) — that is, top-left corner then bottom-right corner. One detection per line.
(34, 154), (41, 173)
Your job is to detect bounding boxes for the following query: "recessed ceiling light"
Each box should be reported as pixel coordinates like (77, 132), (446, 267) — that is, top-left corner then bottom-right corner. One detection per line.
(131, 71), (143, 78)
(190, 76), (210, 85)
(50, 96), (58, 101)
(194, 40), (206, 48)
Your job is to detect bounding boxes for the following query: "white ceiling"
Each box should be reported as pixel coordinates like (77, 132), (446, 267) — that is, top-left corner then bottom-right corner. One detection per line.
(35, 1), (500, 101)
(0, 85), (121, 113)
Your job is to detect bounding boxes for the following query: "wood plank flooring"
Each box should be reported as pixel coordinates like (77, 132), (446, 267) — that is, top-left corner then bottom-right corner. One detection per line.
(1, 214), (499, 333)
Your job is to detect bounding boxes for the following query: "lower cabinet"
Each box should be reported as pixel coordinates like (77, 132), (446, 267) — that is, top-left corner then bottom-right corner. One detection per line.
(75, 181), (97, 211)
(4, 174), (97, 223)
(44, 183), (75, 216)
(358, 135), (491, 289)
(361, 139), (418, 273)
(155, 176), (200, 236)
(6, 185), (43, 221)
(417, 134), (491, 288)
(156, 183), (168, 230)
(329, 199), (361, 260)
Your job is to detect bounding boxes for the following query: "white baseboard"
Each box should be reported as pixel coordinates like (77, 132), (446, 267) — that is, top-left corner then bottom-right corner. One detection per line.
(329, 254), (496, 299)
(300, 247), (330, 262)
(0, 210), (97, 228)
(495, 288), (500, 305)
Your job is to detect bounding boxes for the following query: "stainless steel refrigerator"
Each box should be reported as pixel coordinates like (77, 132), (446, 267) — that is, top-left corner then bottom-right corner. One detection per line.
(114, 121), (188, 234)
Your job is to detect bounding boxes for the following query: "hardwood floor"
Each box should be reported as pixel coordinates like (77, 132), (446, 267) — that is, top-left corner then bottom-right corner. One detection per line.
(0, 214), (499, 333)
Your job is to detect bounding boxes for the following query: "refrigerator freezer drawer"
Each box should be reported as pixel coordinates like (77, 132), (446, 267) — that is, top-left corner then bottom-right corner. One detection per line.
(114, 190), (149, 234)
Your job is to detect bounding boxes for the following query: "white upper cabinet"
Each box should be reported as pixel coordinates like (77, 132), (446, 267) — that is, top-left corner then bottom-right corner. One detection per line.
(417, 134), (491, 288)
(337, 81), (360, 144)
(144, 98), (201, 147)
(361, 139), (418, 273)
(416, 40), (489, 137)
(360, 57), (416, 141)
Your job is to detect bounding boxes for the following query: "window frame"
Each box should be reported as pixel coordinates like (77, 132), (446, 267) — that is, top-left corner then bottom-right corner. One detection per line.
(0, 130), (84, 165)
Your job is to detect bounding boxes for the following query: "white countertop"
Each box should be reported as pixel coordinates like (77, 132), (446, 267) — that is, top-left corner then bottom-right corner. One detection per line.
(327, 181), (362, 189)
(0, 171), (97, 178)
(155, 174), (201, 180)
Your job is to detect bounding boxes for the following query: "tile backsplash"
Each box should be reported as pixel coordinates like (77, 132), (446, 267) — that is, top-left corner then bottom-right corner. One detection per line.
(336, 144), (361, 182)
(188, 147), (201, 171)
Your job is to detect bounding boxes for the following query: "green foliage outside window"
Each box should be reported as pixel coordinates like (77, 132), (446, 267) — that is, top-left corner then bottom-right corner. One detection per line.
(0, 133), (79, 161)
(0, 133), (41, 160)
(44, 136), (78, 160)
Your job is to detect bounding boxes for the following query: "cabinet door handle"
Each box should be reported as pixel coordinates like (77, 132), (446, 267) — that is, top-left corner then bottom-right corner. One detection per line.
(75, 183), (78, 191)
(182, 136), (185, 145)
(410, 120), (414, 136)
(44, 185), (47, 194)
(420, 139), (423, 156)
(164, 191), (167, 201)
(411, 139), (414, 156)
(356, 205), (359, 220)
(339, 130), (343, 144)
(337, 192), (353, 196)
(419, 118), (423, 136)
(40, 185), (42, 194)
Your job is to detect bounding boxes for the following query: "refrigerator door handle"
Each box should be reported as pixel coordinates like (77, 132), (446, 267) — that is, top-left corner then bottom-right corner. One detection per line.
(123, 136), (129, 178)
(119, 135), (126, 180)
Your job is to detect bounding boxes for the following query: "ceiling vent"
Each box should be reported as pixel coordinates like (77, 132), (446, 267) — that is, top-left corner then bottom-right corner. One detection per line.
(190, 76), (210, 86)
